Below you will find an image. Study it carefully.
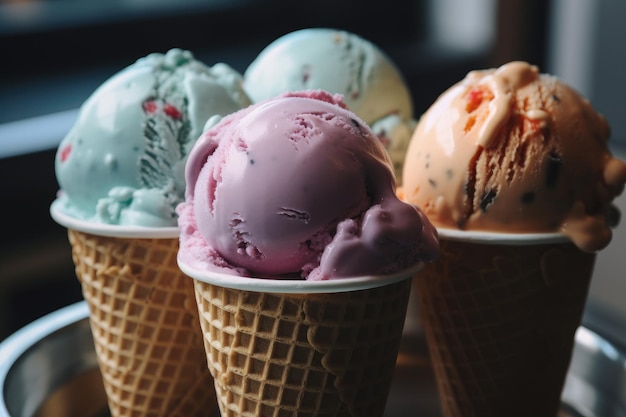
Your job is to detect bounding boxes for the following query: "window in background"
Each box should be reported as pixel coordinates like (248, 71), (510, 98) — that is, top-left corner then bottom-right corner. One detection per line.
(427, 0), (496, 54)
(547, 0), (626, 148)
(0, 0), (243, 35)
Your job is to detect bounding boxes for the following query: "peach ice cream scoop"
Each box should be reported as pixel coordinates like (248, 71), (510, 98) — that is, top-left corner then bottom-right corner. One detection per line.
(402, 61), (626, 251)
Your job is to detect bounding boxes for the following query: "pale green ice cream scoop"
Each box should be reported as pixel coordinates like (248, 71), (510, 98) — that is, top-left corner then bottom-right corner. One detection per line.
(54, 48), (251, 227)
(243, 28), (415, 180)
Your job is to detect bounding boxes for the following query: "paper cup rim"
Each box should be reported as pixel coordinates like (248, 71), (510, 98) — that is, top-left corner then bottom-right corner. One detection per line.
(436, 227), (569, 245)
(177, 255), (423, 294)
(50, 199), (179, 239)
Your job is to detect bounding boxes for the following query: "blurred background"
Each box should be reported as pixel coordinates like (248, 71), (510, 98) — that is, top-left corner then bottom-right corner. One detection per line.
(1, 0), (625, 342)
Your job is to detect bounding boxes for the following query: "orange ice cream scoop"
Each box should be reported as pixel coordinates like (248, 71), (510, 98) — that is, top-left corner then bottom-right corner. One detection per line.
(402, 61), (626, 252)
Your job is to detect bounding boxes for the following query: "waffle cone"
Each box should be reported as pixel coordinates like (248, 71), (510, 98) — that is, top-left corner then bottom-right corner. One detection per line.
(67, 229), (217, 417)
(192, 277), (412, 417)
(415, 238), (596, 417)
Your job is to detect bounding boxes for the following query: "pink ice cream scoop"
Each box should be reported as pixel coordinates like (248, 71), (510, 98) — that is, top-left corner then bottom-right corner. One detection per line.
(177, 90), (438, 280)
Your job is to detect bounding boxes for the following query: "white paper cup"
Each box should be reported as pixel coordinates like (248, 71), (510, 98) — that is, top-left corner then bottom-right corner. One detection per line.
(177, 254), (425, 294)
(435, 227), (570, 245)
(50, 199), (179, 239)
(178, 255), (423, 417)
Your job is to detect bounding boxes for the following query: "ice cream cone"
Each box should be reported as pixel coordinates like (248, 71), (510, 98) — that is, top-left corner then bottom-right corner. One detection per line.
(51, 197), (218, 417)
(415, 230), (595, 417)
(179, 259), (422, 417)
(66, 229), (216, 417)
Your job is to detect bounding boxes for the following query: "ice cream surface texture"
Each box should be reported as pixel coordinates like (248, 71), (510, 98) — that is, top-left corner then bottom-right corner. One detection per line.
(55, 48), (251, 227)
(177, 90), (438, 280)
(243, 28), (415, 180)
(402, 61), (626, 251)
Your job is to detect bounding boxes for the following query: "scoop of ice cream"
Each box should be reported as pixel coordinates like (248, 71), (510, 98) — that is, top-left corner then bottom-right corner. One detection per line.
(177, 90), (438, 280)
(402, 61), (626, 252)
(55, 48), (251, 227)
(243, 28), (415, 181)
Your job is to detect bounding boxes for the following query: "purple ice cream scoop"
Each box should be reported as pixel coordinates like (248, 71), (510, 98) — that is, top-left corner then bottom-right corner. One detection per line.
(177, 90), (438, 280)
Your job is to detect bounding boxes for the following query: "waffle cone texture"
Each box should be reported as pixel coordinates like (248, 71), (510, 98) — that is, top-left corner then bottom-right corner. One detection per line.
(192, 277), (412, 417)
(67, 229), (217, 417)
(415, 238), (596, 417)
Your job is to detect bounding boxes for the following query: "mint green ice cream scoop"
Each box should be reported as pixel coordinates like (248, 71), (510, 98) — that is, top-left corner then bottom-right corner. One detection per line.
(54, 48), (251, 227)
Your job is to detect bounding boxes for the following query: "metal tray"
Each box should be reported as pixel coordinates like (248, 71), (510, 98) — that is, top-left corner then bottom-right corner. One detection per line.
(1, 301), (625, 417)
